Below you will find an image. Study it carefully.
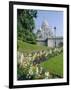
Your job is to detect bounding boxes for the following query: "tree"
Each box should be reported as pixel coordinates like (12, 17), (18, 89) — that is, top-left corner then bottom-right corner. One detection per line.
(17, 9), (37, 44)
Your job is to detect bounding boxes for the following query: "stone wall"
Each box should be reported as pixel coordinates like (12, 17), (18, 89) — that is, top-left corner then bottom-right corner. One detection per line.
(47, 38), (63, 47)
(36, 37), (63, 48)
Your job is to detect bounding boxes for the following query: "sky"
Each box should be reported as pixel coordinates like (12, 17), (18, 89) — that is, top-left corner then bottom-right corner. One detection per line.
(34, 10), (63, 36)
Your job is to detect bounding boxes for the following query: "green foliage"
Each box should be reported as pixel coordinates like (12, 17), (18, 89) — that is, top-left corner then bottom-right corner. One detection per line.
(17, 40), (48, 53)
(58, 42), (63, 47)
(17, 9), (37, 44)
(17, 66), (29, 80)
(41, 53), (63, 77)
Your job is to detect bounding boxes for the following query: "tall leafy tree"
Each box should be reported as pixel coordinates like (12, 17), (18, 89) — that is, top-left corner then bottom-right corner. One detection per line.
(17, 9), (37, 44)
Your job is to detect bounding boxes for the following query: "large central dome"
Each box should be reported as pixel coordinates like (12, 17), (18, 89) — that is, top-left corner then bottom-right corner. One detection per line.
(41, 20), (49, 29)
(36, 20), (53, 40)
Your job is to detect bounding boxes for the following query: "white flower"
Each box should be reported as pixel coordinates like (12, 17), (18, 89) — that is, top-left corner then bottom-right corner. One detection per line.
(45, 72), (49, 79)
(17, 52), (24, 64)
(29, 67), (33, 75)
(45, 72), (50, 78)
(45, 52), (48, 56)
(28, 56), (32, 61)
(40, 67), (43, 74)
(32, 53), (37, 61)
(36, 66), (39, 75)
(49, 50), (52, 54)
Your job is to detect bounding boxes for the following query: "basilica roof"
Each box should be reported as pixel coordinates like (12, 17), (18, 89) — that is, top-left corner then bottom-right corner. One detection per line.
(41, 20), (49, 28)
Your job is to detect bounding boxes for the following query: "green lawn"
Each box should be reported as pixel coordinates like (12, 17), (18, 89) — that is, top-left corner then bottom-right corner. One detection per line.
(41, 53), (63, 77)
(17, 40), (49, 53)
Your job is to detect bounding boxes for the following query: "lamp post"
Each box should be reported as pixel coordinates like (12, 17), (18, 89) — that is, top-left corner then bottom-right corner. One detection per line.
(54, 27), (56, 47)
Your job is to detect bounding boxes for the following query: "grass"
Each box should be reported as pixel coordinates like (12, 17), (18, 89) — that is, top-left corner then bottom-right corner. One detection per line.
(17, 40), (63, 78)
(40, 53), (63, 77)
(17, 40), (49, 53)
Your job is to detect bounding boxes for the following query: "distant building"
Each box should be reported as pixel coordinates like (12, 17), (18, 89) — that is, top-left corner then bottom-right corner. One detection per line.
(36, 20), (63, 48)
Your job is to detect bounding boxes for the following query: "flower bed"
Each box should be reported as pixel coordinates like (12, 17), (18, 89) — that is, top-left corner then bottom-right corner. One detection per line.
(17, 47), (63, 80)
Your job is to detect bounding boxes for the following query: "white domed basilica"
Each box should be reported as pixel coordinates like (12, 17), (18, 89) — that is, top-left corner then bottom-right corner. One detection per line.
(37, 20), (53, 40)
(36, 20), (63, 48)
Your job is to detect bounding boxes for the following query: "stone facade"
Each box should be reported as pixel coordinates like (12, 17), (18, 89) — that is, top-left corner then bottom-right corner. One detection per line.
(36, 37), (63, 48)
(47, 37), (63, 47)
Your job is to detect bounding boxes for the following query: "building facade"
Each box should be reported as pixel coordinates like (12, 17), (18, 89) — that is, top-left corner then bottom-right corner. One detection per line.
(36, 20), (63, 48)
